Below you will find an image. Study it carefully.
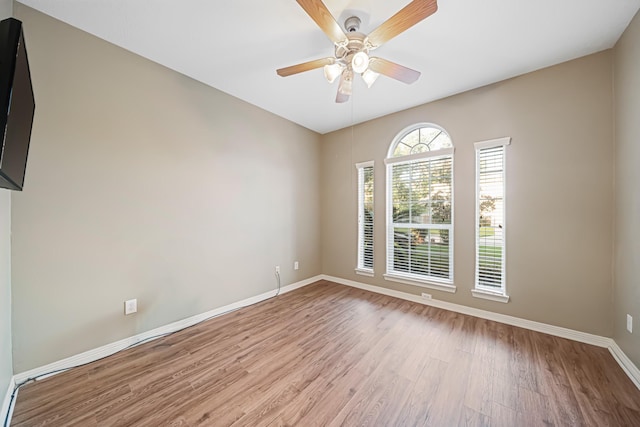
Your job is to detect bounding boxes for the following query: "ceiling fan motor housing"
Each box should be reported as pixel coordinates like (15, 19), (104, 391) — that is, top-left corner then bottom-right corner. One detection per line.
(335, 32), (367, 67)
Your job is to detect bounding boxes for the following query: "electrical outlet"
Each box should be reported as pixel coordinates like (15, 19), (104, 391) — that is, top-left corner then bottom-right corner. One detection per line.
(421, 292), (432, 300)
(294, 261), (299, 270)
(124, 299), (137, 315)
(627, 314), (633, 333)
(275, 265), (280, 274)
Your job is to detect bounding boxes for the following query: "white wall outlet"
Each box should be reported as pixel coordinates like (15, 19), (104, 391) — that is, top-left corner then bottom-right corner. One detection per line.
(275, 265), (280, 274)
(294, 261), (299, 270)
(627, 314), (633, 333)
(124, 299), (137, 315)
(421, 292), (432, 300)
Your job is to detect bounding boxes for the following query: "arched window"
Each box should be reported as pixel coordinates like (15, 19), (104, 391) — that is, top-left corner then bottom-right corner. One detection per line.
(385, 124), (455, 292)
(390, 126), (453, 157)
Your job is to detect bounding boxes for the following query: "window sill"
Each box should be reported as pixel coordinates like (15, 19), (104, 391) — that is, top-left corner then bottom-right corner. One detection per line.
(383, 274), (456, 294)
(471, 289), (510, 303)
(355, 268), (374, 277)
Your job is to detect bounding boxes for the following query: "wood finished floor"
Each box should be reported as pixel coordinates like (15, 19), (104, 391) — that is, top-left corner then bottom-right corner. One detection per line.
(11, 280), (640, 426)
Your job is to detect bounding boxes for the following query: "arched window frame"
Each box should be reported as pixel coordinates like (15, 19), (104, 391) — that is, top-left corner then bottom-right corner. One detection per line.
(384, 123), (456, 293)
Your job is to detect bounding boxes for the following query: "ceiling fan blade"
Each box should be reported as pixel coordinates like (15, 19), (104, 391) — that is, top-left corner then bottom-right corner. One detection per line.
(369, 57), (421, 84)
(366, 0), (438, 48)
(296, 0), (347, 45)
(277, 57), (334, 77)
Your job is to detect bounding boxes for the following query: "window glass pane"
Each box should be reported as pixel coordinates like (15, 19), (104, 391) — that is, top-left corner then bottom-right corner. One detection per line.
(391, 158), (452, 226)
(420, 127), (442, 145)
(410, 143), (429, 155)
(429, 132), (453, 151)
(401, 129), (420, 146)
(393, 142), (413, 157)
(393, 228), (410, 272)
(392, 126), (452, 157)
(430, 200), (451, 224)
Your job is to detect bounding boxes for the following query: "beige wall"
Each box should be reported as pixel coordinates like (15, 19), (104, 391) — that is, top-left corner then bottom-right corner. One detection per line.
(614, 11), (640, 367)
(0, 0), (13, 405)
(321, 51), (614, 336)
(11, 4), (321, 372)
(0, 191), (12, 395)
(0, 0), (9, 22)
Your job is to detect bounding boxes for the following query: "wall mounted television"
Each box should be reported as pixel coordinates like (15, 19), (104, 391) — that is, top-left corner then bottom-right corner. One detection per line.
(0, 17), (35, 191)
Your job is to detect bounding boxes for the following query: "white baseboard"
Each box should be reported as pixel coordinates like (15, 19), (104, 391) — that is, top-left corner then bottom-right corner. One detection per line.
(1, 376), (16, 427)
(609, 341), (640, 389)
(320, 274), (640, 390)
(13, 275), (321, 385)
(321, 275), (611, 347)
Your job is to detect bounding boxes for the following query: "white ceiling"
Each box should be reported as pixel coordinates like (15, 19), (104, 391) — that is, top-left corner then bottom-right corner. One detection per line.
(16, 0), (640, 134)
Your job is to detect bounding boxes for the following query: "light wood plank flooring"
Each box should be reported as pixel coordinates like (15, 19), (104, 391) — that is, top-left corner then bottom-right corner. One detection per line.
(11, 280), (640, 426)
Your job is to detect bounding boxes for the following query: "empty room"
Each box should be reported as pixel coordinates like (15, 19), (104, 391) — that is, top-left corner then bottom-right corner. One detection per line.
(2, 0), (640, 425)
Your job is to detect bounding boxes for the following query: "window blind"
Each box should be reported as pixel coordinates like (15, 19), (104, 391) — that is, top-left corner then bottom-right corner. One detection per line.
(357, 162), (374, 272)
(387, 155), (453, 282)
(476, 143), (507, 292)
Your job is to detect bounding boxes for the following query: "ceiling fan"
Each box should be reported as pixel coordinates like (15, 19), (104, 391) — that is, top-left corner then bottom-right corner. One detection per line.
(277, 0), (438, 103)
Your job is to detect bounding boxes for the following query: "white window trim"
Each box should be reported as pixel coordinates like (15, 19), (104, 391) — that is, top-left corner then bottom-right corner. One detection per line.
(384, 273), (457, 293)
(355, 268), (374, 277)
(384, 147), (455, 165)
(473, 136), (511, 301)
(385, 125), (455, 291)
(356, 161), (374, 275)
(355, 161), (375, 168)
(474, 137), (511, 150)
(471, 289), (510, 303)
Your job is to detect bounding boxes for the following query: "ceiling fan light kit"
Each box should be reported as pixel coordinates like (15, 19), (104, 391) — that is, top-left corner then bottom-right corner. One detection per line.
(362, 69), (380, 88)
(338, 69), (353, 96)
(351, 51), (370, 74)
(277, 0), (438, 103)
(324, 62), (345, 83)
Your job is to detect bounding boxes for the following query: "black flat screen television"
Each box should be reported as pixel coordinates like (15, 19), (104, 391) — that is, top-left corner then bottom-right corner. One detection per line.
(0, 17), (35, 191)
